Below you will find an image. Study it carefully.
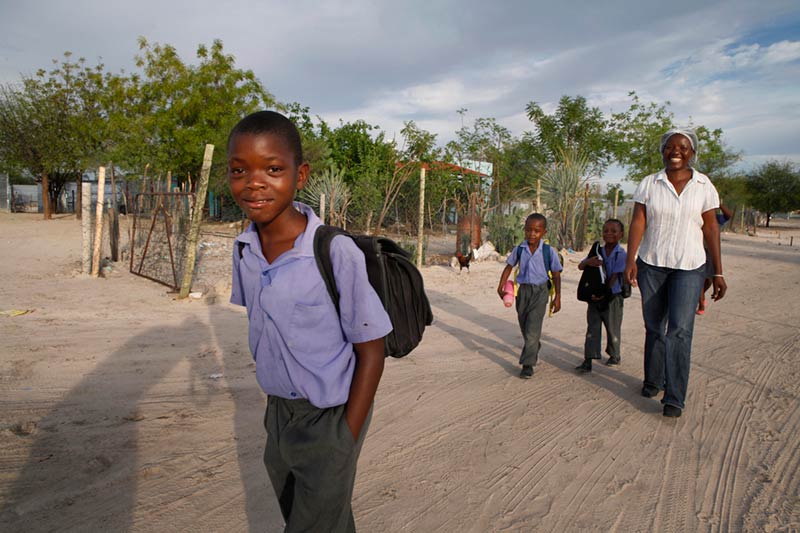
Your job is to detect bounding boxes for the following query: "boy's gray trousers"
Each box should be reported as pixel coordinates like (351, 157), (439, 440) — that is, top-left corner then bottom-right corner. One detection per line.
(583, 295), (623, 361)
(264, 396), (371, 533)
(516, 282), (549, 366)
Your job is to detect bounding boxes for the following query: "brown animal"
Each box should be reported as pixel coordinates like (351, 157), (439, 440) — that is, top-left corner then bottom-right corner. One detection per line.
(455, 250), (474, 272)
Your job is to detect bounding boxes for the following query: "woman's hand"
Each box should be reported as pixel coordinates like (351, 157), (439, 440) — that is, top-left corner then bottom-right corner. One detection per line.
(624, 261), (638, 287)
(712, 276), (727, 301)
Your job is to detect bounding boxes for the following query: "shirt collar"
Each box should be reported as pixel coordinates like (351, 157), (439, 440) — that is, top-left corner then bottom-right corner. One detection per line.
(234, 201), (323, 258)
(520, 239), (544, 255)
(654, 169), (708, 184)
(601, 242), (621, 258)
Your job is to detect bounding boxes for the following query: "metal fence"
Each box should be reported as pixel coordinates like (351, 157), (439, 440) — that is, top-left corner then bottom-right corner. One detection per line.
(129, 192), (194, 290)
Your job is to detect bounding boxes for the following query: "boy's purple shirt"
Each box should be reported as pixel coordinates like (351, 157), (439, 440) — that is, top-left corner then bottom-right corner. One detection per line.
(507, 240), (563, 285)
(230, 202), (392, 408)
(598, 242), (627, 295)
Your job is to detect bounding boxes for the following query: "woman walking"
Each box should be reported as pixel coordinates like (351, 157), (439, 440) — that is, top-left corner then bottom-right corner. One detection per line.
(624, 128), (727, 418)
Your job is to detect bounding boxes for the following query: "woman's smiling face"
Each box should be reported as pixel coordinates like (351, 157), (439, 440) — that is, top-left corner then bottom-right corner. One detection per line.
(662, 134), (695, 172)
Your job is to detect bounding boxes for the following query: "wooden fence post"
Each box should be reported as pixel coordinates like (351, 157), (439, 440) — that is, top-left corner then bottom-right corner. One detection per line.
(91, 167), (106, 278)
(179, 144), (214, 299)
(416, 166), (426, 268)
(81, 181), (92, 274)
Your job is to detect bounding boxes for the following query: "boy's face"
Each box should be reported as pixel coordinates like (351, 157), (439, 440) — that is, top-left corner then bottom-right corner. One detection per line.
(602, 221), (623, 245)
(227, 132), (309, 228)
(524, 219), (546, 246)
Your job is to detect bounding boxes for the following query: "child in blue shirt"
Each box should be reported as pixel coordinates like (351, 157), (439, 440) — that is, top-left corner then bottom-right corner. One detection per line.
(697, 203), (733, 315)
(497, 213), (563, 379)
(228, 110), (392, 532)
(576, 219), (627, 373)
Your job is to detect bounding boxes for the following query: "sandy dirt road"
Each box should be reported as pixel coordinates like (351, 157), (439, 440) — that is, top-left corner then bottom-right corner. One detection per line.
(1, 212), (798, 532)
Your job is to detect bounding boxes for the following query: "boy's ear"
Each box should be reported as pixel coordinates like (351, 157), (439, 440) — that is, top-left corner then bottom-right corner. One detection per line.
(296, 162), (310, 191)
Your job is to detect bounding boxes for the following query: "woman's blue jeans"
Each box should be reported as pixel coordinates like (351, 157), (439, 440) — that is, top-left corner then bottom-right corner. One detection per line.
(636, 259), (705, 409)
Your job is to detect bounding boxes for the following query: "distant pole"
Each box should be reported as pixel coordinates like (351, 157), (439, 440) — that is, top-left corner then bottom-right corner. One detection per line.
(416, 166), (426, 268)
(320, 193), (326, 225)
(81, 182), (92, 274)
(179, 144), (214, 299)
(613, 187), (619, 219)
(740, 206), (745, 233)
(536, 179), (541, 212)
(109, 163), (119, 262)
(91, 167), (106, 278)
(579, 183), (590, 250)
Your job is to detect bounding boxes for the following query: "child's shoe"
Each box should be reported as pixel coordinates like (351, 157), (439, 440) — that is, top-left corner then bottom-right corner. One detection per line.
(520, 365), (534, 379)
(663, 404), (682, 418)
(605, 357), (620, 366)
(575, 360), (592, 373)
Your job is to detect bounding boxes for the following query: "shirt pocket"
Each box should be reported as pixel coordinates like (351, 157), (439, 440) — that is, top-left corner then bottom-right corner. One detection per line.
(287, 302), (344, 359)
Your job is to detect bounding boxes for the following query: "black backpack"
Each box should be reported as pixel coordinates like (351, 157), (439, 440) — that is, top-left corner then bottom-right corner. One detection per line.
(577, 241), (611, 309)
(314, 225), (433, 358)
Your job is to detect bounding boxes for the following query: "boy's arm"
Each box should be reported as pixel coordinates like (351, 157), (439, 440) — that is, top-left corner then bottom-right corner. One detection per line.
(550, 271), (561, 313)
(497, 264), (513, 300)
(579, 255), (602, 270)
(607, 249), (626, 288)
(346, 338), (385, 441)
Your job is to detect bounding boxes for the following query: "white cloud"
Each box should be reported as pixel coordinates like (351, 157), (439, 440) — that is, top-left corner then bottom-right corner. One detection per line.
(0, 0), (798, 165)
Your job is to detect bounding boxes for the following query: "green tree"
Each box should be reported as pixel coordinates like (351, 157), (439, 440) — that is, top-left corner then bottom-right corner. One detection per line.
(130, 38), (273, 191)
(748, 161), (800, 227)
(0, 53), (111, 217)
(526, 95), (612, 175)
(539, 147), (593, 249)
(374, 121), (438, 231)
(500, 133), (548, 203)
(323, 119), (393, 229)
(692, 125), (742, 179)
(610, 91), (740, 181)
(280, 102), (332, 173)
(603, 183), (627, 209)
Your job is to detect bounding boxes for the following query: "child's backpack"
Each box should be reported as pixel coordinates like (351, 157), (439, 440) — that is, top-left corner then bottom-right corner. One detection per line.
(577, 241), (611, 309)
(313, 225), (433, 358)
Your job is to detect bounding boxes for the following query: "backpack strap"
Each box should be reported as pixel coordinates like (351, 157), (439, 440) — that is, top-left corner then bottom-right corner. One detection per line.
(237, 241), (246, 259)
(313, 224), (348, 316)
(541, 243), (552, 278)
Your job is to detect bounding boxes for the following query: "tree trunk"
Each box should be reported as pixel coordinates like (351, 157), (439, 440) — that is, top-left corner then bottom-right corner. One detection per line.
(42, 172), (51, 219)
(76, 176), (83, 220)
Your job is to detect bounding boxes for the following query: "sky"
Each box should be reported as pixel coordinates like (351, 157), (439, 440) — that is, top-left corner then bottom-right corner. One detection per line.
(1, 0), (799, 188)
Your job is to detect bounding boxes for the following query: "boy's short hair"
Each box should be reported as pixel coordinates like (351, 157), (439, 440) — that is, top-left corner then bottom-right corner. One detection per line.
(525, 213), (547, 228)
(228, 110), (304, 166)
(605, 218), (624, 232)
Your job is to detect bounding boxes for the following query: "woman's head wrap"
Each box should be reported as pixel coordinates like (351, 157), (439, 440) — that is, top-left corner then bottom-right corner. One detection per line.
(660, 128), (698, 167)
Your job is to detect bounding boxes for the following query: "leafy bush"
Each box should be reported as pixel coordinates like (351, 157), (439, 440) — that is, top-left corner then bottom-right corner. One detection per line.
(298, 166), (351, 227)
(487, 208), (525, 255)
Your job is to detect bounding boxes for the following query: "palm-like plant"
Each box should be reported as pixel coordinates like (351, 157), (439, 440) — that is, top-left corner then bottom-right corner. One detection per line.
(539, 147), (592, 249)
(298, 165), (351, 228)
